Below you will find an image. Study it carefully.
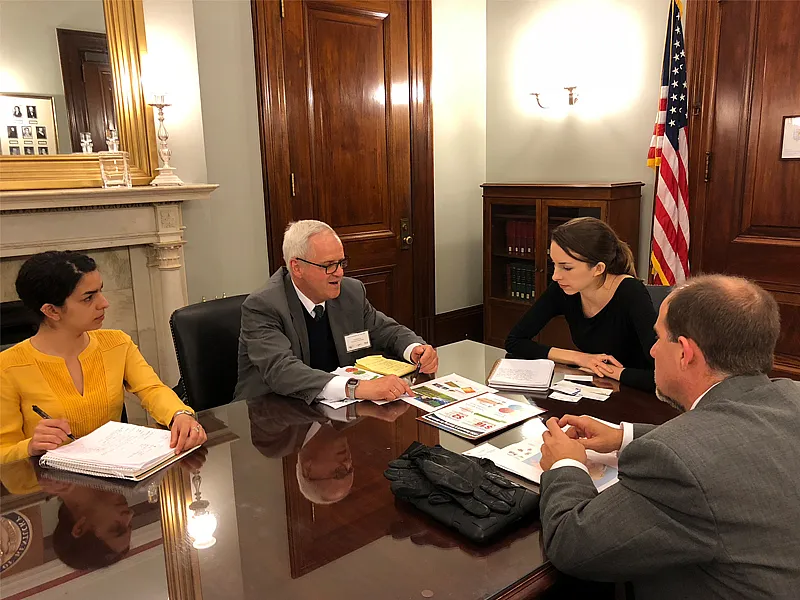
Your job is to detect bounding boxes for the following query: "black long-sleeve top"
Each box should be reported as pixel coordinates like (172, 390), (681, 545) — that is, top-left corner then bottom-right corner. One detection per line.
(505, 278), (657, 392)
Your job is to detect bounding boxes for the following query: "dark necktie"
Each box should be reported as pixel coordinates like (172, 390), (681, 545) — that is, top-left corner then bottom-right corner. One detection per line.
(313, 305), (325, 322)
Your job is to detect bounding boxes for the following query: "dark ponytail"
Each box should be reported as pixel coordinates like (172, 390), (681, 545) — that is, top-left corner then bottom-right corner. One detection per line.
(551, 217), (636, 280)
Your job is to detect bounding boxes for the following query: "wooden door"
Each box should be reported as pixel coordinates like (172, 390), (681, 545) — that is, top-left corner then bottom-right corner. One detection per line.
(687, 0), (800, 377)
(253, 0), (430, 330)
(57, 29), (117, 153)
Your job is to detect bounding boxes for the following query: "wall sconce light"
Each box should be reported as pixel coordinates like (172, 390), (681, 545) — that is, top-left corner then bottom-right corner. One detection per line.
(531, 86), (579, 109)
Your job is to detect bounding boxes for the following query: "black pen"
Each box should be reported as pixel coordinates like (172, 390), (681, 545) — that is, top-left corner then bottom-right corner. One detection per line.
(31, 405), (76, 441)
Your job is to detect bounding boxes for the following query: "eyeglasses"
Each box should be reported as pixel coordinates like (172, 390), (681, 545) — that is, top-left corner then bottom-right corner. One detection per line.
(296, 257), (349, 275)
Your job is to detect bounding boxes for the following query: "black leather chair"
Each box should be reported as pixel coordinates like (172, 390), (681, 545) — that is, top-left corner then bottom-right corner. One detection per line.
(645, 284), (673, 313)
(170, 295), (247, 412)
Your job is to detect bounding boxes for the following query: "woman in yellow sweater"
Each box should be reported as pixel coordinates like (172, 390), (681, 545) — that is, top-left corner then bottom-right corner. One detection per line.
(0, 251), (206, 464)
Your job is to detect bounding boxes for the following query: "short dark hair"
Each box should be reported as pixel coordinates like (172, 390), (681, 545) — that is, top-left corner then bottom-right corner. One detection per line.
(665, 275), (780, 375)
(551, 217), (636, 280)
(15, 251), (97, 324)
(51, 502), (128, 570)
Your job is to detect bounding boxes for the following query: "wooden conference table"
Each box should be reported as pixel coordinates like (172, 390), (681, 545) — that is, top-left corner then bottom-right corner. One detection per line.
(0, 341), (678, 600)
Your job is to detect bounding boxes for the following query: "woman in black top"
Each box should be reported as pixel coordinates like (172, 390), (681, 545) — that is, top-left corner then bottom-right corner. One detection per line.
(505, 217), (657, 392)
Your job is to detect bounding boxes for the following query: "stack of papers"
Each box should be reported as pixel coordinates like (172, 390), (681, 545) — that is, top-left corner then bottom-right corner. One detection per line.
(419, 393), (546, 440)
(402, 374), (495, 412)
(487, 359), (555, 392)
(463, 419), (619, 492)
(549, 380), (613, 403)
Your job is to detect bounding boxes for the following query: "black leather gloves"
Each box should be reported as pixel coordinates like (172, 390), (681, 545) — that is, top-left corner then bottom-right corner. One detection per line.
(384, 442), (540, 543)
(386, 444), (517, 517)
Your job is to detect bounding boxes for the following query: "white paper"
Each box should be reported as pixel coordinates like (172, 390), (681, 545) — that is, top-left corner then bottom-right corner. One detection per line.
(489, 438), (619, 491)
(488, 359), (555, 391)
(581, 390), (611, 401)
(402, 373), (495, 412)
(563, 374), (594, 382)
(463, 443), (500, 459)
(551, 382), (582, 395)
(549, 391), (582, 402)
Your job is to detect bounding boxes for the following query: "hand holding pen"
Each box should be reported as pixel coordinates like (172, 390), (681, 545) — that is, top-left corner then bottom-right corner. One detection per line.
(28, 405), (75, 457)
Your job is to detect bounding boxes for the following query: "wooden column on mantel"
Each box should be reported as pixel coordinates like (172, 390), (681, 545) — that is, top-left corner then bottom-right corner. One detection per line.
(0, 184), (218, 386)
(482, 182), (643, 349)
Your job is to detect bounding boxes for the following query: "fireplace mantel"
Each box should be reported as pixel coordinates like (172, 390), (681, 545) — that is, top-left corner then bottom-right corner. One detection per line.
(0, 184), (218, 388)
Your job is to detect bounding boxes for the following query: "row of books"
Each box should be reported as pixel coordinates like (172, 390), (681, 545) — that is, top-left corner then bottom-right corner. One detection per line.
(504, 220), (535, 256)
(507, 263), (535, 301)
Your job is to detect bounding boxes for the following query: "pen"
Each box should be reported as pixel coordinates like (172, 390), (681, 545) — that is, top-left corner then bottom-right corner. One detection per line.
(31, 405), (76, 441)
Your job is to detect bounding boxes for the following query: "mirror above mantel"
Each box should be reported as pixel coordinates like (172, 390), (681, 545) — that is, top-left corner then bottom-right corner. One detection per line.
(0, 0), (157, 190)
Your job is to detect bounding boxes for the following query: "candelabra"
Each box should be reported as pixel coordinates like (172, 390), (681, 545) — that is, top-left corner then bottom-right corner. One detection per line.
(148, 95), (184, 186)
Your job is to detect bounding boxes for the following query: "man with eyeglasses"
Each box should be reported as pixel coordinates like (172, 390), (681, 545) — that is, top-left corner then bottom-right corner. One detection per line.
(236, 220), (438, 404)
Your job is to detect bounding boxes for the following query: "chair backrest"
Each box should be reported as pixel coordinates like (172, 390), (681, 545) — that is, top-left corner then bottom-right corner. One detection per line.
(170, 295), (247, 412)
(645, 284), (673, 314)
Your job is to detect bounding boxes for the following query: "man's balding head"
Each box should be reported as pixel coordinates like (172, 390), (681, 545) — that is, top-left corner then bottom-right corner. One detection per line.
(665, 275), (780, 376)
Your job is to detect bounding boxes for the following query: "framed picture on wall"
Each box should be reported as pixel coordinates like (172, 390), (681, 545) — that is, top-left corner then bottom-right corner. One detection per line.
(780, 116), (800, 159)
(0, 93), (58, 156)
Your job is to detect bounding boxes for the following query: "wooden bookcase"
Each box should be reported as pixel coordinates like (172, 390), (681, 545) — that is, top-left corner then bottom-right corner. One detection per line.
(482, 183), (644, 349)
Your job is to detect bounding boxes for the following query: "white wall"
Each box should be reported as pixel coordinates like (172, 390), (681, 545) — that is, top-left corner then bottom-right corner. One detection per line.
(192, 0), (269, 299)
(432, 0), (487, 314)
(486, 0), (670, 272)
(142, 0), (267, 303)
(0, 0), (107, 153)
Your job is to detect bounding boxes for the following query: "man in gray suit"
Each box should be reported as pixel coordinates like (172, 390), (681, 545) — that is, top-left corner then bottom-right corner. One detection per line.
(236, 220), (438, 403)
(537, 275), (800, 599)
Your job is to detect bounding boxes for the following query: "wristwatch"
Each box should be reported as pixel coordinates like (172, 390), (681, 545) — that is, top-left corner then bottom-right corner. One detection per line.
(170, 409), (195, 427)
(346, 378), (360, 401)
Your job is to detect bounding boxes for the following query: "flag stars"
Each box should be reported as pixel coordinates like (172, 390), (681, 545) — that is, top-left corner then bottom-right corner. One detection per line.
(674, 39), (681, 48)
(670, 107), (677, 114)
(671, 94), (678, 101)
(680, 94), (686, 101)
(680, 50), (685, 57)
(669, 120), (676, 127)
(672, 80), (679, 87)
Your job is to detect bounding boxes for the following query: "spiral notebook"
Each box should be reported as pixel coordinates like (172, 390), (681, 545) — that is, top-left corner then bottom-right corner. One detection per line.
(39, 421), (198, 481)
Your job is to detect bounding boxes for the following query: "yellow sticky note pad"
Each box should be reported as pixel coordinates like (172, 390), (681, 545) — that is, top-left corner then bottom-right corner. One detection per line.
(354, 355), (416, 377)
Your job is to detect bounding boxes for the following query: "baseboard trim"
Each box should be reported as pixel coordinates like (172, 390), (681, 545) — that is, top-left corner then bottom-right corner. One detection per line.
(434, 304), (484, 347)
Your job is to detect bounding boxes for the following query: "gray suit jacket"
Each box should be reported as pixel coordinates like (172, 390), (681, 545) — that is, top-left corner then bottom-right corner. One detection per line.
(540, 374), (800, 600)
(235, 268), (424, 403)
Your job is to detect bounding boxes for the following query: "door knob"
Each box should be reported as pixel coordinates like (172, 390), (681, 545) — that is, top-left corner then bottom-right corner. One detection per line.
(403, 235), (413, 246)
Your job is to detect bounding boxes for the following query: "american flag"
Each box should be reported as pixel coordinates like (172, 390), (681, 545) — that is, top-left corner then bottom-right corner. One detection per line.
(647, 0), (690, 286)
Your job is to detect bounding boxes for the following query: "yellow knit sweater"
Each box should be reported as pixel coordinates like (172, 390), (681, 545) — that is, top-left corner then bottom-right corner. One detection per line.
(0, 329), (189, 464)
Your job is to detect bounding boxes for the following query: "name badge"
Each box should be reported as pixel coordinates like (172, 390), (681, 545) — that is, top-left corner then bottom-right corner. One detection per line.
(344, 331), (371, 353)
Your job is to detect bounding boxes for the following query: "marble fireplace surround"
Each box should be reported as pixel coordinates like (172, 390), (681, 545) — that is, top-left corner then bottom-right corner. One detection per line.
(0, 185), (218, 391)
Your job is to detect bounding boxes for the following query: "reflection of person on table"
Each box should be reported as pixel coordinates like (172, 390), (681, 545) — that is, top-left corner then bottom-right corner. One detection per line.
(536, 275), (800, 599)
(505, 217), (657, 391)
(0, 251), (206, 464)
(236, 220), (438, 404)
(248, 393), (408, 504)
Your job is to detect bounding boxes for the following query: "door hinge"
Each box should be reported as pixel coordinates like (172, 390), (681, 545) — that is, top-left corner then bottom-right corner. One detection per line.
(704, 151), (712, 183)
(692, 101), (701, 117)
(290, 172), (296, 197)
(280, 0), (285, 18)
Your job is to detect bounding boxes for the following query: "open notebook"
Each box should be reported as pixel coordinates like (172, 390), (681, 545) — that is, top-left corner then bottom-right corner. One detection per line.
(39, 421), (198, 481)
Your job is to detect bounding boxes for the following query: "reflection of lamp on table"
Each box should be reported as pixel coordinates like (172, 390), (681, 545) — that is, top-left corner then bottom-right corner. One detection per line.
(147, 95), (184, 186)
(187, 471), (217, 549)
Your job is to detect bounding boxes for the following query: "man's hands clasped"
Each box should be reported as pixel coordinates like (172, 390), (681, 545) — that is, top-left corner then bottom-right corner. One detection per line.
(539, 414), (624, 471)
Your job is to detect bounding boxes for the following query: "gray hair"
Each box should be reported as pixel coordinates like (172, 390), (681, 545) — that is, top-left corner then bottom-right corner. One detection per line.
(282, 220), (337, 265)
(665, 274), (780, 376)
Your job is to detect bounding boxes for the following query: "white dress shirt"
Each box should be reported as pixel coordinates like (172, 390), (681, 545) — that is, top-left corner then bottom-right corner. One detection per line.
(292, 282), (420, 401)
(550, 381), (722, 476)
